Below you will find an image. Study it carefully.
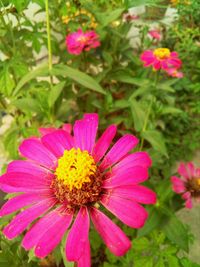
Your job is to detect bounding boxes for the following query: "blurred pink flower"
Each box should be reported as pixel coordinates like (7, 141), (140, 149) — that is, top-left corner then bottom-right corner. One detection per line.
(123, 12), (139, 22)
(66, 28), (100, 55)
(148, 29), (161, 41)
(140, 48), (182, 71)
(0, 113), (156, 266)
(171, 162), (200, 209)
(166, 68), (183, 78)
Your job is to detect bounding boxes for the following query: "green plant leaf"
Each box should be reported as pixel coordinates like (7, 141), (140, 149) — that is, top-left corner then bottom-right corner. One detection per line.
(13, 64), (49, 96)
(141, 130), (167, 156)
(52, 65), (106, 95)
(129, 98), (146, 132)
(0, 68), (15, 96)
(48, 81), (65, 107)
(163, 215), (189, 252)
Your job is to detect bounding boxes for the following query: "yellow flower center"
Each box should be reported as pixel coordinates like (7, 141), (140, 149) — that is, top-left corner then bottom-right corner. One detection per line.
(77, 35), (88, 44)
(197, 178), (200, 186)
(55, 148), (97, 191)
(154, 48), (170, 60)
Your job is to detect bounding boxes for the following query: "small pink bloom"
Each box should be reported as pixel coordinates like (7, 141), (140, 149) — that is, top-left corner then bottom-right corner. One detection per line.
(123, 12), (139, 22)
(166, 68), (183, 78)
(66, 28), (100, 55)
(171, 162), (200, 209)
(0, 113), (156, 266)
(140, 48), (182, 71)
(148, 29), (161, 41)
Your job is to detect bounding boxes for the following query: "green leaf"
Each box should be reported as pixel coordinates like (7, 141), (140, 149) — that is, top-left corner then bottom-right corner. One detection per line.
(52, 65), (106, 95)
(110, 70), (150, 86)
(154, 258), (165, 267)
(13, 64), (49, 96)
(137, 207), (164, 237)
(134, 257), (153, 267)
(129, 99), (146, 132)
(12, 98), (41, 113)
(0, 68), (15, 96)
(96, 8), (124, 27)
(141, 130), (167, 156)
(48, 81), (65, 107)
(161, 107), (182, 115)
(163, 215), (189, 252)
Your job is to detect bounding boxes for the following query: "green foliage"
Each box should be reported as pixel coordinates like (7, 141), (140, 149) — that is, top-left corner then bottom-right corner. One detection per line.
(0, 0), (200, 266)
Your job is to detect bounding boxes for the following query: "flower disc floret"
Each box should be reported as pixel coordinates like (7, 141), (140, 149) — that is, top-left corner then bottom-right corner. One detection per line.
(55, 148), (97, 191)
(153, 48), (170, 60)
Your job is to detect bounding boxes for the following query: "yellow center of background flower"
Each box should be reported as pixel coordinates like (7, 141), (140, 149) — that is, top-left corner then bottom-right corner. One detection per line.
(154, 48), (170, 60)
(197, 178), (200, 186)
(55, 148), (97, 191)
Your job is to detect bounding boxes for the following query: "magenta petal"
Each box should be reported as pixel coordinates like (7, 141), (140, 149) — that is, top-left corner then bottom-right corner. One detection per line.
(90, 207), (131, 256)
(93, 125), (117, 162)
(22, 208), (68, 250)
(74, 113), (98, 153)
(178, 163), (190, 179)
(103, 166), (149, 188)
(0, 172), (51, 193)
(62, 123), (72, 134)
(0, 193), (47, 216)
(39, 127), (57, 136)
(42, 130), (74, 158)
(108, 185), (156, 204)
(34, 212), (73, 258)
(101, 194), (148, 228)
(19, 138), (57, 169)
(77, 240), (91, 267)
(112, 152), (152, 174)
(186, 162), (195, 177)
(66, 207), (89, 261)
(7, 160), (53, 178)
(171, 176), (186, 193)
(3, 199), (55, 239)
(100, 135), (139, 170)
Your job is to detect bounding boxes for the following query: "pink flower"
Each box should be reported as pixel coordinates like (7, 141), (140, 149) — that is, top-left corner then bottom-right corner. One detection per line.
(148, 29), (161, 41)
(123, 12), (139, 22)
(140, 48), (182, 71)
(0, 114), (156, 266)
(66, 28), (100, 55)
(171, 162), (200, 209)
(166, 68), (183, 78)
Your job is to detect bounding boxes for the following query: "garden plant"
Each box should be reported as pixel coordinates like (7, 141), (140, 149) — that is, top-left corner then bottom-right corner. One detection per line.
(0, 0), (200, 266)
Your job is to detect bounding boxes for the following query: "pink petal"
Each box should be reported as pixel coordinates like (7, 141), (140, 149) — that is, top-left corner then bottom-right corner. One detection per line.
(186, 162), (195, 177)
(0, 172), (51, 193)
(195, 168), (200, 177)
(22, 208), (70, 250)
(103, 166), (149, 188)
(19, 138), (57, 169)
(100, 135), (139, 170)
(3, 199), (55, 239)
(77, 240), (91, 267)
(90, 207), (131, 256)
(111, 152), (152, 175)
(39, 127), (57, 136)
(42, 130), (74, 158)
(185, 198), (193, 209)
(73, 114), (98, 153)
(62, 123), (72, 134)
(66, 207), (89, 261)
(171, 176), (186, 193)
(178, 163), (190, 179)
(93, 125), (117, 162)
(107, 185), (156, 204)
(101, 194), (148, 228)
(7, 160), (53, 178)
(0, 193), (48, 216)
(34, 212), (73, 258)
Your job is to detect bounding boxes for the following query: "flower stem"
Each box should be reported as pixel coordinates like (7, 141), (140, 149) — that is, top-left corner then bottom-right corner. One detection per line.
(45, 0), (53, 84)
(139, 71), (159, 150)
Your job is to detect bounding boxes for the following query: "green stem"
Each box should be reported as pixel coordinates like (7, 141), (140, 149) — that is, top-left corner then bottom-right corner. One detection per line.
(0, 94), (7, 109)
(139, 71), (159, 151)
(45, 0), (53, 84)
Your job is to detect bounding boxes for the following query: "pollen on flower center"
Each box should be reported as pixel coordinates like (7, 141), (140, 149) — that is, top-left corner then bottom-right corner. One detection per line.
(154, 48), (170, 60)
(186, 177), (200, 197)
(55, 148), (97, 191)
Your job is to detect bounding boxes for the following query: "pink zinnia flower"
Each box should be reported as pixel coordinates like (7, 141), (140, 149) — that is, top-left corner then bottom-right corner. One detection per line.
(123, 12), (139, 22)
(166, 68), (183, 78)
(0, 114), (156, 266)
(66, 28), (100, 55)
(171, 162), (200, 209)
(140, 48), (182, 71)
(148, 29), (161, 41)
